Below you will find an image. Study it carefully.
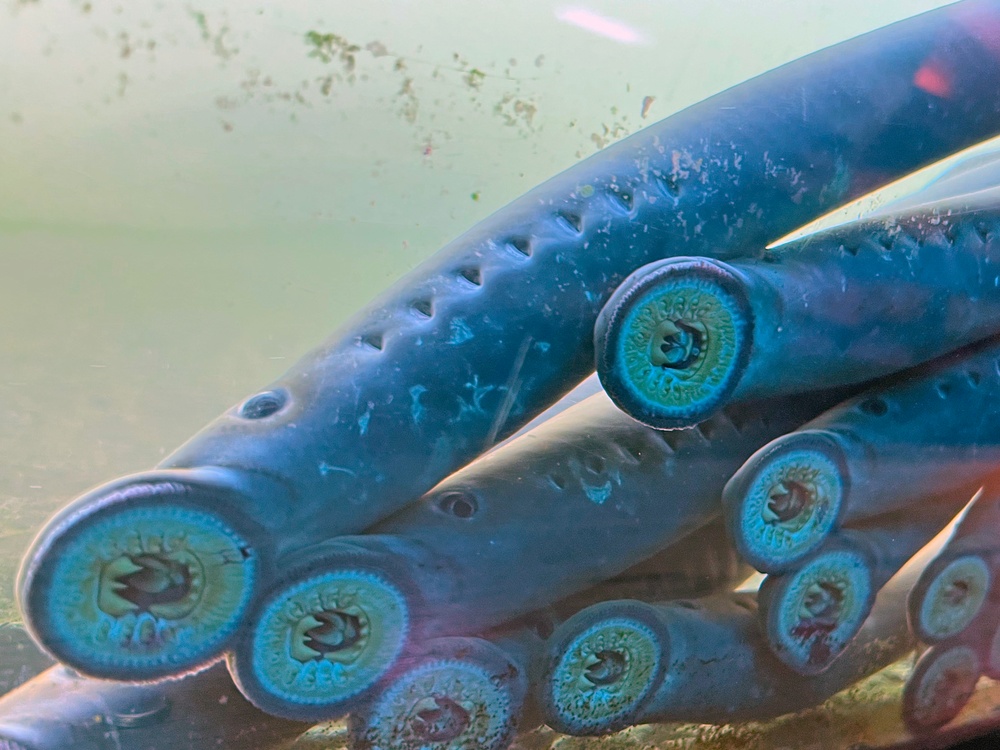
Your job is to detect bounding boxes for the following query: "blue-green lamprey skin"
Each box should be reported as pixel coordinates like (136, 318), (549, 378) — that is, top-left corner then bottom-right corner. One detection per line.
(231, 390), (836, 720)
(909, 480), (1000, 644)
(724, 336), (1000, 574)
(598, 195), (1000, 430)
(758, 492), (973, 675)
(17, 469), (274, 681)
(541, 538), (933, 735)
(20, 0), (1000, 682)
(0, 663), (309, 750)
(347, 633), (537, 750)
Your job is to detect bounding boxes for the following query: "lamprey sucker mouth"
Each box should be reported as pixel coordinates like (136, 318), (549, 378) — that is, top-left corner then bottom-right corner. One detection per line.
(237, 564), (409, 719)
(546, 611), (665, 735)
(22, 491), (257, 679)
(597, 259), (752, 429)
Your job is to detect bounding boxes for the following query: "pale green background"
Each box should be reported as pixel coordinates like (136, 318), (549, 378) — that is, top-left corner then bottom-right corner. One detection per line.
(0, 0), (960, 617)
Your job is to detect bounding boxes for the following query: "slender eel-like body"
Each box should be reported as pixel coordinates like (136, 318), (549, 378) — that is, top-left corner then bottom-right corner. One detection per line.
(909, 480), (1000, 643)
(724, 337), (1000, 573)
(346, 521), (749, 750)
(758, 492), (971, 675)
(228, 391), (832, 720)
(539, 538), (934, 735)
(596, 190), (1000, 430)
(552, 517), (752, 617)
(20, 0), (1000, 682)
(0, 663), (309, 750)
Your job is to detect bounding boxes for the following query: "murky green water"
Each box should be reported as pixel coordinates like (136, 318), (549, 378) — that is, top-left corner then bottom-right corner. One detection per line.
(1, 2), (982, 747)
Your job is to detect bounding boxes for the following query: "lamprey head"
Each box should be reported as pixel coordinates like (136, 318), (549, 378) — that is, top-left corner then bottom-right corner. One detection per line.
(903, 644), (981, 734)
(17, 471), (260, 680)
(725, 431), (847, 574)
(349, 637), (526, 750)
(760, 546), (873, 675)
(230, 545), (410, 721)
(910, 554), (992, 643)
(595, 257), (753, 429)
(541, 601), (667, 736)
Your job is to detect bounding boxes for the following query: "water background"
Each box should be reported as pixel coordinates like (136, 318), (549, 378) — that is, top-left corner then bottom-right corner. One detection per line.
(0, 0), (958, 619)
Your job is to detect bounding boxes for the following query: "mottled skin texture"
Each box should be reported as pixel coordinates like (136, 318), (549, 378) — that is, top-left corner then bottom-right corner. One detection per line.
(155, 0), (1000, 552)
(758, 492), (971, 675)
(541, 540), (933, 734)
(725, 333), (1000, 573)
(231, 390), (834, 720)
(0, 663), (308, 750)
(909, 480), (1000, 643)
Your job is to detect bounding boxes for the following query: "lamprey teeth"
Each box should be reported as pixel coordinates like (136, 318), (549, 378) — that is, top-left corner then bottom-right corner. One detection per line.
(291, 609), (369, 665)
(98, 557), (145, 617)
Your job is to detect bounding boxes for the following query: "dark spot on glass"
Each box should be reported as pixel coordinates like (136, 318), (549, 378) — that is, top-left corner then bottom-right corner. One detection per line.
(859, 397), (888, 416)
(240, 390), (288, 419)
(841, 240), (861, 256)
(936, 381), (953, 398)
(968, 370), (982, 387)
(674, 600), (701, 610)
(436, 491), (478, 519)
(584, 455), (606, 474)
(548, 473), (567, 490)
(458, 266), (482, 286)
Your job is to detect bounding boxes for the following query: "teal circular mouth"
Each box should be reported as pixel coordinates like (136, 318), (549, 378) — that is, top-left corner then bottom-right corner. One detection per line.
(913, 554), (991, 643)
(232, 560), (410, 721)
(903, 644), (981, 733)
(729, 431), (846, 574)
(21, 482), (257, 681)
(595, 258), (753, 429)
(543, 602), (666, 736)
(352, 643), (521, 750)
(763, 547), (873, 675)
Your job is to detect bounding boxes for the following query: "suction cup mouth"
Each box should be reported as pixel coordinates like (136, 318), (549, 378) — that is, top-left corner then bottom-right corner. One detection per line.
(912, 555), (991, 643)
(350, 639), (524, 750)
(595, 257), (753, 429)
(903, 644), (980, 733)
(727, 431), (847, 574)
(231, 549), (410, 721)
(18, 472), (259, 680)
(542, 601), (667, 736)
(762, 547), (873, 675)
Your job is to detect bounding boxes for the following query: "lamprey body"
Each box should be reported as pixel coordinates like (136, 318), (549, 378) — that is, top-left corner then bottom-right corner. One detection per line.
(20, 0), (1000, 682)
(539, 535), (935, 734)
(596, 195), (1000, 430)
(0, 663), (309, 750)
(228, 392), (828, 720)
(910, 480), (1000, 644)
(725, 337), (1000, 573)
(347, 631), (539, 750)
(759, 492), (971, 675)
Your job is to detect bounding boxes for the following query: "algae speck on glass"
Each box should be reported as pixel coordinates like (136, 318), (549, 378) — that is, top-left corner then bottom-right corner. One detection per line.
(9, 2), (1000, 750)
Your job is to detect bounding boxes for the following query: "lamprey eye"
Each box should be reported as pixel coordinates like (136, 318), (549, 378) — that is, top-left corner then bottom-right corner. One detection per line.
(240, 390), (288, 419)
(435, 491), (479, 519)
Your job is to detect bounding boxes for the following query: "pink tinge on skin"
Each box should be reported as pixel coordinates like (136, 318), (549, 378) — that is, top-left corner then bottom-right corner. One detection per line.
(555, 7), (647, 45)
(913, 58), (954, 98)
